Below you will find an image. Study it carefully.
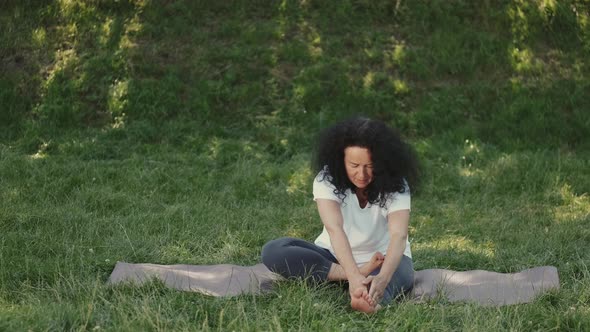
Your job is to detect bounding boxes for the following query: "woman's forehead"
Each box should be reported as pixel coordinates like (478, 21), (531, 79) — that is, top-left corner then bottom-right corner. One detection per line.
(344, 146), (372, 163)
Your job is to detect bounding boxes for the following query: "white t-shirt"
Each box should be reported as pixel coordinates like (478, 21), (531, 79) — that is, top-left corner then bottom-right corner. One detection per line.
(313, 171), (412, 265)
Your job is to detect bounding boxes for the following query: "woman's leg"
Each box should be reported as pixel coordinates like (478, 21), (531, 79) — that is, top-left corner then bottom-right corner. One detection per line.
(327, 252), (385, 280)
(371, 255), (414, 305)
(262, 237), (385, 282)
(261, 237), (338, 282)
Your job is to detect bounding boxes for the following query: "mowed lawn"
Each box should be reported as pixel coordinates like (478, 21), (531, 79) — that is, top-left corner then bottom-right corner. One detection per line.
(1, 1), (589, 330)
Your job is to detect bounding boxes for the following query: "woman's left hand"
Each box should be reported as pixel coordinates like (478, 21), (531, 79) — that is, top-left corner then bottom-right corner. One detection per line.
(362, 274), (389, 306)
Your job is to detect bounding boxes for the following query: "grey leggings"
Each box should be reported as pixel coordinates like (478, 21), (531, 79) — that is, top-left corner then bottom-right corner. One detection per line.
(261, 237), (414, 304)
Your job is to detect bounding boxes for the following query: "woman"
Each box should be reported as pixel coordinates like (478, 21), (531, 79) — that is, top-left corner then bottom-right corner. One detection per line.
(261, 117), (420, 313)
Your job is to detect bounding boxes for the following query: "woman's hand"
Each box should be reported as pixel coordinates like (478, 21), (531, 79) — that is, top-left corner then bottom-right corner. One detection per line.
(362, 273), (390, 306)
(348, 273), (366, 296)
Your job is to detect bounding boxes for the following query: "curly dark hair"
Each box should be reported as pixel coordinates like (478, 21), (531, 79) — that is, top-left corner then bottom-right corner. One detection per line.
(313, 117), (420, 207)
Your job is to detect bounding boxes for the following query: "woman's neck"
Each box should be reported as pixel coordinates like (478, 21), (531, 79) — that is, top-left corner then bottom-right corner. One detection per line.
(355, 188), (368, 208)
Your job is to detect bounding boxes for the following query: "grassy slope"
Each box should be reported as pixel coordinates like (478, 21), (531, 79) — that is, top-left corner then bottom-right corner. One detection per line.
(1, 0), (590, 330)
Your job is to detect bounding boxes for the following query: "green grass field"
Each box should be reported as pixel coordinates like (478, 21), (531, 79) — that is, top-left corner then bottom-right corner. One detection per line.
(1, 0), (590, 330)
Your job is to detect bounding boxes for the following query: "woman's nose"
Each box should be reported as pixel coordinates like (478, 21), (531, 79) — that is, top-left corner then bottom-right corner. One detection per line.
(359, 168), (367, 179)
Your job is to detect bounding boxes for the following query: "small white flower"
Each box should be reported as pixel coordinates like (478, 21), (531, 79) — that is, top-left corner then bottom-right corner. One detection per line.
(105, 259), (110, 263)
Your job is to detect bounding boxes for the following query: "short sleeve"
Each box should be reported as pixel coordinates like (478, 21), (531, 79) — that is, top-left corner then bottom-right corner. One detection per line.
(383, 181), (411, 215)
(385, 190), (411, 215)
(313, 171), (340, 202)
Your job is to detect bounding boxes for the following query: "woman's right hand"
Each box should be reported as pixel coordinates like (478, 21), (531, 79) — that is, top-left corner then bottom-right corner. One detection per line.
(348, 274), (365, 294)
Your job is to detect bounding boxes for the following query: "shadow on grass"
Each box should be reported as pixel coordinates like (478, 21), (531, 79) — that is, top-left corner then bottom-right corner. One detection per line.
(2, 0), (589, 155)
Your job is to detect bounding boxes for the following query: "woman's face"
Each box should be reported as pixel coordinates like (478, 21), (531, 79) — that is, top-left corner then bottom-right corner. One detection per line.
(344, 146), (373, 189)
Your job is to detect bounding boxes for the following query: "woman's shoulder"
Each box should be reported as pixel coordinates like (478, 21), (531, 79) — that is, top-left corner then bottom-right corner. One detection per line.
(381, 181), (411, 213)
(313, 169), (335, 190)
(314, 166), (338, 185)
(313, 168), (342, 202)
(384, 179), (411, 198)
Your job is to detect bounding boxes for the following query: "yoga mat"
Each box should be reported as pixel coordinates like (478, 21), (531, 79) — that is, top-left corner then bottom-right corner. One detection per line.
(108, 262), (559, 306)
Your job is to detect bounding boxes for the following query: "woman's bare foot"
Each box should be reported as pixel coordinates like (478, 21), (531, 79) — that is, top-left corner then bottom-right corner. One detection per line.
(350, 287), (376, 313)
(359, 252), (384, 276)
(361, 290), (383, 312)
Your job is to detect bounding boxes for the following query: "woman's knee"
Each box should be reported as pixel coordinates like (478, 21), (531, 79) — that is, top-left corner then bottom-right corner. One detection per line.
(395, 257), (415, 291)
(397, 269), (415, 292)
(261, 237), (294, 266)
(382, 258), (414, 304)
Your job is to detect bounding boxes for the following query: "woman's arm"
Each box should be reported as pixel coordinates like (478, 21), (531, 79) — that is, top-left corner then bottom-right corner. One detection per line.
(365, 209), (410, 305)
(315, 199), (364, 284)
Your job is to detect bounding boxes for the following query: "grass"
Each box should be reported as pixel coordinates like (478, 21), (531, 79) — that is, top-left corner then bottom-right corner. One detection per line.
(1, 0), (590, 330)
